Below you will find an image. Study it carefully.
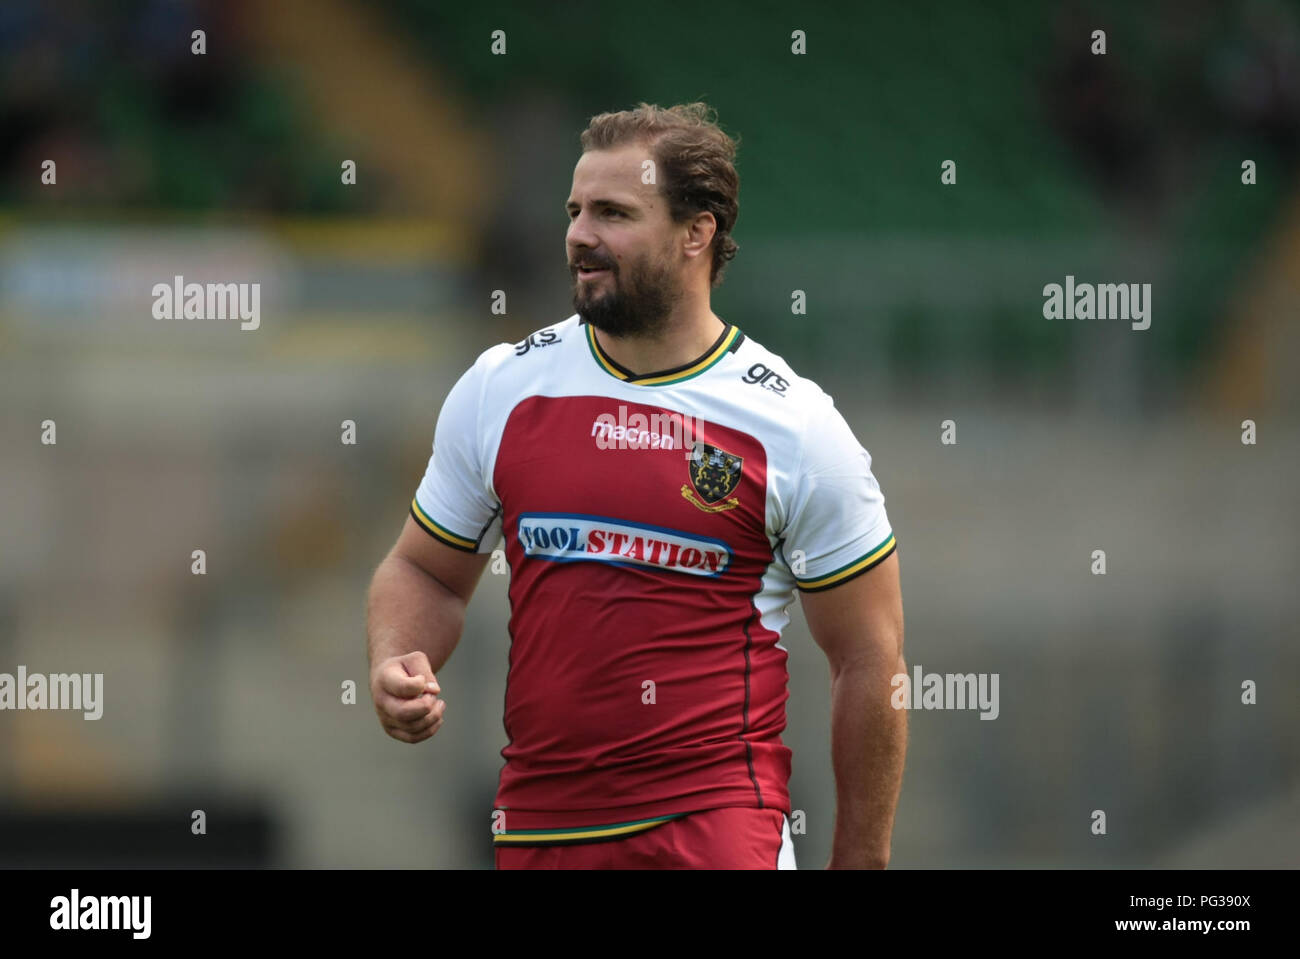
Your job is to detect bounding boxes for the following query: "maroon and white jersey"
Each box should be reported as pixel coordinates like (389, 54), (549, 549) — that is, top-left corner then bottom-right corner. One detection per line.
(411, 314), (897, 845)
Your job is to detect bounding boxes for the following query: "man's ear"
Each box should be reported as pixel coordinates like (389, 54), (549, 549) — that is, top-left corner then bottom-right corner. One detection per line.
(685, 211), (717, 258)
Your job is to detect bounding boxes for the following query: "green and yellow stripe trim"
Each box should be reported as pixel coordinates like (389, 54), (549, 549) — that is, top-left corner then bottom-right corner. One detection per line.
(410, 496), (477, 551)
(796, 532), (897, 592)
(585, 322), (741, 386)
(493, 813), (685, 845)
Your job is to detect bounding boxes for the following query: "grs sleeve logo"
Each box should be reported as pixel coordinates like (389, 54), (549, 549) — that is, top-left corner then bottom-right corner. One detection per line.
(514, 328), (561, 356)
(742, 363), (788, 396)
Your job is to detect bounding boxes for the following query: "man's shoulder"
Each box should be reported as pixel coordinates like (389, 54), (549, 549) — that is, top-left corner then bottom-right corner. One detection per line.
(727, 329), (874, 477)
(505, 314), (582, 362)
(464, 314), (583, 383)
(730, 328), (835, 414)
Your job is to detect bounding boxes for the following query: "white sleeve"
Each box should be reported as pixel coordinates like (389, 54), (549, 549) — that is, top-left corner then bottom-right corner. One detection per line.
(410, 354), (502, 553)
(779, 392), (896, 591)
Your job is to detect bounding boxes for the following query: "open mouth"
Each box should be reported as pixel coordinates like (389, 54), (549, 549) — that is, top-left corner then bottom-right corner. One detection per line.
(577, 264), (611, 278)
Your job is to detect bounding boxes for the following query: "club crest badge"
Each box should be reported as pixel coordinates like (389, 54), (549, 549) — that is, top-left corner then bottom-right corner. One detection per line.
(682, 441), (743, 513)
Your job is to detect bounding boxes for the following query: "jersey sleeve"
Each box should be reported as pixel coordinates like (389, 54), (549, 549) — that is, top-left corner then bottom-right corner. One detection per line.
(780, 393), (896, 591)
(410, 353), (502, 553)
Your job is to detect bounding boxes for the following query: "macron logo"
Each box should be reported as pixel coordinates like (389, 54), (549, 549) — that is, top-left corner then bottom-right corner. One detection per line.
(50, 889), (151, 940)
(590, 406), (708, 458)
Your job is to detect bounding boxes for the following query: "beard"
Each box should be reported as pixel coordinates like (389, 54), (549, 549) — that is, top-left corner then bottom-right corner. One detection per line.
(572, 248), (682, 339)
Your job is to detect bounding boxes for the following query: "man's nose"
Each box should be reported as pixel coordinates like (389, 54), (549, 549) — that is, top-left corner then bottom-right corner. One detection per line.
(567, 212), (598, 248)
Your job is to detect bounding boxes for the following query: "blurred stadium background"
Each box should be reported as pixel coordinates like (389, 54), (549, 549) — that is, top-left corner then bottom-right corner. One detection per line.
(1, 0), (1297, 868)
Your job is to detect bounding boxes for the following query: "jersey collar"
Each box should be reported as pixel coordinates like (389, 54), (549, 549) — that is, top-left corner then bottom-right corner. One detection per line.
(583, 318), (744, 387)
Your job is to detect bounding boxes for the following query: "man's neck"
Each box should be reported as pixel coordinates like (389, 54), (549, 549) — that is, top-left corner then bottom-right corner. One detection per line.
(592, 307), (727, 377)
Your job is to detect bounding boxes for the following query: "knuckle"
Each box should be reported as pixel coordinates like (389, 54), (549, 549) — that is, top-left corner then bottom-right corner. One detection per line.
(398, 700), (433, 722)
(408, 711), (440, 734)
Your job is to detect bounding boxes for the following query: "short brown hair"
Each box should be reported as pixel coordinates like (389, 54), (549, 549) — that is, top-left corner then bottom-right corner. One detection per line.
(580, 102), (740, 288)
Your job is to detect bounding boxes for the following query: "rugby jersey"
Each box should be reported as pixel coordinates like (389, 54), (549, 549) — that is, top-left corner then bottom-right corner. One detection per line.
(411, 314), (897, 845)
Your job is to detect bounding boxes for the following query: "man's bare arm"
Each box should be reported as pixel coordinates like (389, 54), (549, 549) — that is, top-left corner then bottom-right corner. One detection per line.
(801, 549), (906, 869)
(367, 515), (490, 671)
(366, 515), (491, 743)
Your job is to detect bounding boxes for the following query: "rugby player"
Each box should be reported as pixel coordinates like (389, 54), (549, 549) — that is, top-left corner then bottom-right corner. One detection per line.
(366, 102), (906, 869)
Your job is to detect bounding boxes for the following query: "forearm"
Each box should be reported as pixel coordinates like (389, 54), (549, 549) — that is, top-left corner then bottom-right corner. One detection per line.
(827, 655), (908, 868)
(366, 555), (467, 675)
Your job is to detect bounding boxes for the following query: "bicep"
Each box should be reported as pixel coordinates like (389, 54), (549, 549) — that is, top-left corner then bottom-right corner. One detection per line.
(389, 515), (491, 603)
(800, 550), (904, 673)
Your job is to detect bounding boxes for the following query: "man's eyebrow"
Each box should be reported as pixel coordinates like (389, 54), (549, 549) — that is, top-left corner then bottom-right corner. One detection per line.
(566, 197), (636, 212)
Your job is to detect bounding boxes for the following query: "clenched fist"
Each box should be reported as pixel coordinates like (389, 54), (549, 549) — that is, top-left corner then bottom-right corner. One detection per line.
(371, 651), (446, 743)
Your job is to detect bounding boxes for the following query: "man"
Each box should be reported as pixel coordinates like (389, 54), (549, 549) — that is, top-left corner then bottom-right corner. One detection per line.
(366, 102), (906, 869)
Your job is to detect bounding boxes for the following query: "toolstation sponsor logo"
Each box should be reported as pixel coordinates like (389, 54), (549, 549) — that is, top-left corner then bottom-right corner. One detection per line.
(517, 513), (732, 577)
